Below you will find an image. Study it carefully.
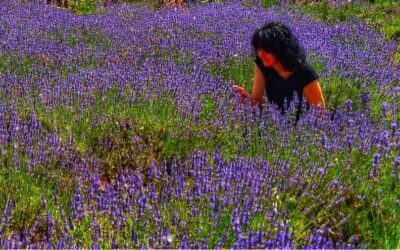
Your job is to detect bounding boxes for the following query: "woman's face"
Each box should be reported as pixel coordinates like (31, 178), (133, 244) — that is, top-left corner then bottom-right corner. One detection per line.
(257, 48), (277, 67)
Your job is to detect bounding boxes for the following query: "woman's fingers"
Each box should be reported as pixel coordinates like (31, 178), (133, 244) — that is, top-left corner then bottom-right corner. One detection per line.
(233, 85), (249, 103)
(233, 85), (248, 97)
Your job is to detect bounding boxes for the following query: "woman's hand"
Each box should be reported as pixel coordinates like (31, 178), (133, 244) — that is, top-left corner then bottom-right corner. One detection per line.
(233, 85), (249, 104)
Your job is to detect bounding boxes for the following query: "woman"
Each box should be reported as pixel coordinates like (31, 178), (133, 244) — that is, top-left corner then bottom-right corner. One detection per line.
(234, 22), (325, 122)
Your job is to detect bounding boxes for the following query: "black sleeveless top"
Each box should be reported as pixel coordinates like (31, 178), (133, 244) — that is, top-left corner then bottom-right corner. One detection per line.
(255, 56), (319, 121)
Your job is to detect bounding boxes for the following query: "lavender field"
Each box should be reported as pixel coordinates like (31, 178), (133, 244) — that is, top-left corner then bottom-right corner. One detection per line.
(0, 0), (399, 248)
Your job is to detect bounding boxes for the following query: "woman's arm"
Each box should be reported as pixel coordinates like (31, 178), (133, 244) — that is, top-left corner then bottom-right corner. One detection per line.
(250, 64), (266, 107)
(303, 80), (326, 111)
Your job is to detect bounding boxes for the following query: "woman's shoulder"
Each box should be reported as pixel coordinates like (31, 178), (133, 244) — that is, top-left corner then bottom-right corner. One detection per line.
(290, 61), (319, 89)
(298, 61), (315, 71)
(297, 61), (319, 81)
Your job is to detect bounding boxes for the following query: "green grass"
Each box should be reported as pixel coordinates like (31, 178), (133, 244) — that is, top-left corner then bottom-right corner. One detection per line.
(0, 157), (76, 237)
(29, 83), (242, 179)
(64, 0), (98, 15)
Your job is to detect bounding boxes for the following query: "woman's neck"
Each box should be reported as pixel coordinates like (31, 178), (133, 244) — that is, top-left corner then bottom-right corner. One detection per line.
(272, 63), (293, 80)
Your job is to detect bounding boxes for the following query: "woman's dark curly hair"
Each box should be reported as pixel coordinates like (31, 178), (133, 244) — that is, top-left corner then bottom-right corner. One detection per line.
(252, 22), (306, 71)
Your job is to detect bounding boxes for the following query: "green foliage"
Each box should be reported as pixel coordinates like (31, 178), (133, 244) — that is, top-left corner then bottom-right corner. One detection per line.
(70, 0), (97, 15)
(31, 83), (237, 180)
(0, 52), (36, 78)
(260, 0), (284, 8)
(0, 157), (75, 236)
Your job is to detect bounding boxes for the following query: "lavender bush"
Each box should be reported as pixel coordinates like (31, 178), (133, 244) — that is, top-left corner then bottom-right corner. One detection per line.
(0, 0), (399, 248)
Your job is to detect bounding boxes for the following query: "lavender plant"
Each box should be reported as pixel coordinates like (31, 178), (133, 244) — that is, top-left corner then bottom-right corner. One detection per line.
(0, 0), (399, 248)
